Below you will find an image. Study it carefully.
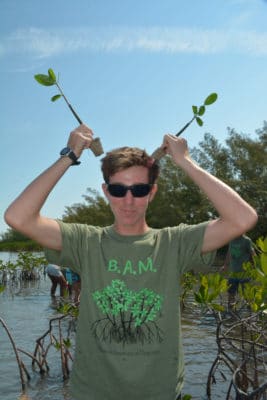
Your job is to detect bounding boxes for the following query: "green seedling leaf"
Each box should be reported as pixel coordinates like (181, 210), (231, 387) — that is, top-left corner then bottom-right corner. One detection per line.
(34, 68), (83, 125)
(199, 283), (208, 300)
(54, 341), (61, 350)
(63, 338), (72, 348)
(196, 117), (203, 126)
(192, 105), (198, 115)
(194, 292), (204, 304)
(48, 68), (57, 83)
(211, 303), (225, 312)
(51, 94), (62, 102)
(204, 92), (218, 106)
(257, 236), (267, 252)
(260, 253), (267, 274)
(34, 74), (55, 86)
(198, 105), (205, 116)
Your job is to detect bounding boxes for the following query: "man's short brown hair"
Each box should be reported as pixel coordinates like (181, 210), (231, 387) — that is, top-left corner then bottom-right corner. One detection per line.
(101, 147), (160, 184)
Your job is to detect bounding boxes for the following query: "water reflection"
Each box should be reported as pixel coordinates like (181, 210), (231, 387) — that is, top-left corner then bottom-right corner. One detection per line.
(0, 252), (221, 400)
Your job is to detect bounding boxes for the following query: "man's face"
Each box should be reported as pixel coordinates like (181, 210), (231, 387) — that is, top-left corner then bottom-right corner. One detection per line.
(102, 166), (157, 233)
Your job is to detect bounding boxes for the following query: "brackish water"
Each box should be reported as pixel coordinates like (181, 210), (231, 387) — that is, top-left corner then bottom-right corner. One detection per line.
(0, 252), (225, 400)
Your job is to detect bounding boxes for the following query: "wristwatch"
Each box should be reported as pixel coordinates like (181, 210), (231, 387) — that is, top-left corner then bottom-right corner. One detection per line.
(60, 147), (81, 165)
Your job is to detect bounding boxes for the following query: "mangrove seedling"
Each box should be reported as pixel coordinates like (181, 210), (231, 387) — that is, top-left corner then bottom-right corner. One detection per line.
(34, 68), (103, 156)
(151, 92), (218, 160)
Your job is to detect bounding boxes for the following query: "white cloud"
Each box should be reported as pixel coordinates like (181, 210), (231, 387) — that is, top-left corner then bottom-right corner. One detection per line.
(1, 26), (267, 58)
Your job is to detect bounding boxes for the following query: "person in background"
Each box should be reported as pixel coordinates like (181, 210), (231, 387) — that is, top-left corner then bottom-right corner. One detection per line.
(4, 123), (258, 400)
(64, 268), (81, 304)
(45, 264), (69, 297)
(223, 234), (256, 308)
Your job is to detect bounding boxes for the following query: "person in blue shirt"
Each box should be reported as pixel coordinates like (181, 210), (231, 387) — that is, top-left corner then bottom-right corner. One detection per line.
(64, 268), (81, 304)
(45, 264), (68, 297)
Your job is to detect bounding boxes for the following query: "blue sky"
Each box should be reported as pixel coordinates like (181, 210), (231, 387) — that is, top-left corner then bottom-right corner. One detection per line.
(1, 0), (267, 235)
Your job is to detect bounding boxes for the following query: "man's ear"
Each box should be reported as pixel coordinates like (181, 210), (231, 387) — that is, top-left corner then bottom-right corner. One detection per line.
(149, 184), (158, 202)
(102, 183), (109, 199)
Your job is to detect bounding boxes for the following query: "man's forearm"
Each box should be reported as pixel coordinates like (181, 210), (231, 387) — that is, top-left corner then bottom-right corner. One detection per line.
(162, 134), (257, 236)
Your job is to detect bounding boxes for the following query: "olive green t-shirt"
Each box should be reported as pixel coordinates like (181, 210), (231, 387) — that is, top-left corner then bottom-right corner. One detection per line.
(45, 221), (215, 400)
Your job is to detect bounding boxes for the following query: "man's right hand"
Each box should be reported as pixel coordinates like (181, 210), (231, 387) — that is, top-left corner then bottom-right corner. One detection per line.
(4, 124), (95, 251)
(67, 124), (94, 158)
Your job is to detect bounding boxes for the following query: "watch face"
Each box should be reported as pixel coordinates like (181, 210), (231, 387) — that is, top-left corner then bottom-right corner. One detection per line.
(60, 147), (71, 156)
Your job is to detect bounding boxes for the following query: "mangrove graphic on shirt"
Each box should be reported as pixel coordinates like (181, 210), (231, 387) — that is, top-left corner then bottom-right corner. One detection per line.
(92, 279), (164, 346)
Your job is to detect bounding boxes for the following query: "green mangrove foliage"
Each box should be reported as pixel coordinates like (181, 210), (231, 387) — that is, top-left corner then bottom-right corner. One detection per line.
(92, 279), (164, 344)
(151, 92), (218, 159)
(193, 273), (228, 312)
(34, 68), (104, 156)
(34, 68), (83, 124)
(0, 252), (47, 290)
(239, 236), (267, 313)
(176, 92), (218, 137)
(191, 236), (267, 399)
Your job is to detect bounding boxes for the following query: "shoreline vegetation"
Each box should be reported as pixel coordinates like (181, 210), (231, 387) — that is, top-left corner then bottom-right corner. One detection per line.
(0, 228), (43, 252)
(0, 240), (42, 252)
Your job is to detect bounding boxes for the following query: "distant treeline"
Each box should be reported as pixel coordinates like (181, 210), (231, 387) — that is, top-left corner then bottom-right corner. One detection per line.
(0, 240), (42, 252)
(0, 240), (42, 251)
(0, 230), (42, 252)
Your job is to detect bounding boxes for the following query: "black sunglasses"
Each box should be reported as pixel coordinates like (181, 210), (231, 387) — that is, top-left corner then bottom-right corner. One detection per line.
(107, 183), (152, 198)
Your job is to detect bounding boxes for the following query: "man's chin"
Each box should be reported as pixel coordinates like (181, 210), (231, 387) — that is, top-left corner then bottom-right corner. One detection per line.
(118, 216), (142, 228)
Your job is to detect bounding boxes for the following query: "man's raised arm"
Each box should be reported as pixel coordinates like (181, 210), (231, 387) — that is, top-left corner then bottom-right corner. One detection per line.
(4, 124), (94, 250)
(162, 134), (258, 253)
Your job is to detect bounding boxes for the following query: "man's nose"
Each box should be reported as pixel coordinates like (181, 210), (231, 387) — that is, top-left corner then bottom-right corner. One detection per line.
(124, 189), (134, 203)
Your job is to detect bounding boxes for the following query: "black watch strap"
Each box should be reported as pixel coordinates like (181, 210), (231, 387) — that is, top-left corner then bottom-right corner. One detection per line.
(68, 150), (81, 165)
(60, 147), (81, 165)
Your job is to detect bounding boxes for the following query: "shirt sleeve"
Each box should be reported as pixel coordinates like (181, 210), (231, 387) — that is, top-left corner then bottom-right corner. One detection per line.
(175, 221), (216, 274)
(44, 220), (87, 275)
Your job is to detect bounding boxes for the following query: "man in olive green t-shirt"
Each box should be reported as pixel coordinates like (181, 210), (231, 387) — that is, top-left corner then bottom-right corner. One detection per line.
(45, 220), (214, 399)
(4, 124), (257, 399)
